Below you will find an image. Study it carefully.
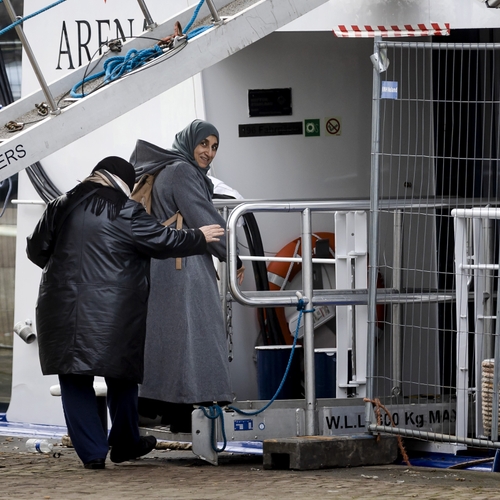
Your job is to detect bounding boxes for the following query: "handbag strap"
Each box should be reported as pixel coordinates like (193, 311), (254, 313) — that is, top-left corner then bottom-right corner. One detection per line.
(162, 211), (184, 270)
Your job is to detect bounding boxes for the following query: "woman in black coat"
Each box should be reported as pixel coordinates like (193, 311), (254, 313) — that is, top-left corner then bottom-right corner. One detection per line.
(26, 156), (223, 469)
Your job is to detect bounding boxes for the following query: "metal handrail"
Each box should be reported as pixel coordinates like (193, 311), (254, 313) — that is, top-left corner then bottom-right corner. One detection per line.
(226, 201), (359, 308)
(224, 199), (478, 308)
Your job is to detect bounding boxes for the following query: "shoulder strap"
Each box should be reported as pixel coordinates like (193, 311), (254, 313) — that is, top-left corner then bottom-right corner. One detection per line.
(162, 211), (184, 270)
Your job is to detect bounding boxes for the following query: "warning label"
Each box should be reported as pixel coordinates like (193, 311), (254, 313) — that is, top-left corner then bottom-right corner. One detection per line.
(325, 117), (341, 136)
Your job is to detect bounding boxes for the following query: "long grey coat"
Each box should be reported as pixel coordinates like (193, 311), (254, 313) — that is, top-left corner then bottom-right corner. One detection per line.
(130, 140), (233, 404)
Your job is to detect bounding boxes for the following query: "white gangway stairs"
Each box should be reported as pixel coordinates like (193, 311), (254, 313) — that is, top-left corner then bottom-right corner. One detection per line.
(0, 0), (327, 183)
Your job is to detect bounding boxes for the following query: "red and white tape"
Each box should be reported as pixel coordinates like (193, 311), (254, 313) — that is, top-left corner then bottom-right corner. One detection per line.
(333, 23), (450, 38)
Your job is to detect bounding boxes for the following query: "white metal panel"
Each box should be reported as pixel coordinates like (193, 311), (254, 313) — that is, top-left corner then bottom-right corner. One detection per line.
(334, 211), (367, 398)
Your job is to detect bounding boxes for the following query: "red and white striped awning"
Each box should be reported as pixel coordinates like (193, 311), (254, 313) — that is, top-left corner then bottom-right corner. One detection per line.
(333, 23), (450, 38)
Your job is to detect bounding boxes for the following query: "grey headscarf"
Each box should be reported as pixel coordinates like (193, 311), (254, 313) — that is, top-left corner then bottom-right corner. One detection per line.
(171, 119), (219, 196)
(130, 119), (220, 197)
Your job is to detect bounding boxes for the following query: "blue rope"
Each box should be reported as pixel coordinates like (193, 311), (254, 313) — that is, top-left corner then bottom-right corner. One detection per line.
(184, 0), (214, 40)
(70, 45), (163, 98)
(0, 0), (66, 37)
(183, 0), (206, 34)
(199, 405), (227, 453)
(200, 298), (315, 453)
(228, 303), (312, 417)
(69, 0), (215, 98)
(186, 25), (213, 40)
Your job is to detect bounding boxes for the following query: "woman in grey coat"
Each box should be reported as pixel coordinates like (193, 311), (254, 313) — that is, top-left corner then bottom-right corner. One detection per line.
(130, 120), (245, 432)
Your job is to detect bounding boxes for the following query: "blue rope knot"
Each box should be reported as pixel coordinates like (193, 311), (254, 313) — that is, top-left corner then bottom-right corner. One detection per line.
(296, 298), (306, 310)
(296, 298), (315, 314)
(200, 405), (227, 452)
(70, 45), (163, 98)
(103, 46), (163, 82)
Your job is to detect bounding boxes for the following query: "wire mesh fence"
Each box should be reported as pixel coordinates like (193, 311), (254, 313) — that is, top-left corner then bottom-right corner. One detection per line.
(369, 37), (500, 449)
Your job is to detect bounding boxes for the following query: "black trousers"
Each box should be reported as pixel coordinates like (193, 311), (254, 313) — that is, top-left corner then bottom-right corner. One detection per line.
(58, 374), (140, 464)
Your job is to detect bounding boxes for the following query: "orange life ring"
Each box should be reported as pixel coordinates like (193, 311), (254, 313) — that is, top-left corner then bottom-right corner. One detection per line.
(267, 232), (385, 343)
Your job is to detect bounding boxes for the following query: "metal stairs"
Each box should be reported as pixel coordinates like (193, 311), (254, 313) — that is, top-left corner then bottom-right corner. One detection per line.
(0, 0), (328, 182)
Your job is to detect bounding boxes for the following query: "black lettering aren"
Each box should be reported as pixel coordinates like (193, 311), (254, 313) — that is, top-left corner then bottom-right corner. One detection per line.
(76, 20), (92, 66)
(56, 21), (75, 70)
(113, 18), (132, 40)
(96, 20), (111, 55)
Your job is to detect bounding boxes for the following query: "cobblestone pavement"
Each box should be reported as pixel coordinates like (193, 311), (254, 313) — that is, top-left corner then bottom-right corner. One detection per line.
(2, 436), (500, 499)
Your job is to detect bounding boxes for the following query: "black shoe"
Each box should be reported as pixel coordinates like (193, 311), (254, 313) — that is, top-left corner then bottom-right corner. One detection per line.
(169, 421), (192, 433)
(166, 403), (194, 433)
(110, 436), (157, 464)
(84, 458), (106, 469)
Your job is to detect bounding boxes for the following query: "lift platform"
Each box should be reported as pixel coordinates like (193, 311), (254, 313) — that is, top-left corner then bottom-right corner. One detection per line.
(0, 0), (328, 183)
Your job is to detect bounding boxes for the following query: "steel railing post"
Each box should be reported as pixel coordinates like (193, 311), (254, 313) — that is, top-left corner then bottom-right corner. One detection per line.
(3, 0), (60, 115)
(136, 0), (157, 29)
(392, 210), (403, 397)
(205, 0), (222, 24)
(301, 208), (317, 435)
(366, 36), (383, 428)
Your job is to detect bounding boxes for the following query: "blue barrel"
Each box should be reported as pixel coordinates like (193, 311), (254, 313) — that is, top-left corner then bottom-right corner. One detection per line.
(255, 345), (303, 400)
(314, 348), (336, 398)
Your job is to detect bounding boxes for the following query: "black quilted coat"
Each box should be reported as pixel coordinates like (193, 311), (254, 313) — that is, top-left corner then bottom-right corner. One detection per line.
(26, 193), (206, 383)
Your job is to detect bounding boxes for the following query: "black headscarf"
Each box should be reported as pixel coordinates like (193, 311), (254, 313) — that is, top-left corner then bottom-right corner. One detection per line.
(92, 156), (136, 191)
(172, 119), (220, 197)
(69, 156), (135, 221)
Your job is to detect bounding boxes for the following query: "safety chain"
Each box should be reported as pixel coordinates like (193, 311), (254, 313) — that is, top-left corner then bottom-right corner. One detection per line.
(35, 102), (49, 116)
(5, 121), (24, 132)
(226, 293), (234, 362)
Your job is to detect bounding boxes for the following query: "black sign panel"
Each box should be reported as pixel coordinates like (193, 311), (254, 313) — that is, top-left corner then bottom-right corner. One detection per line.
(248, 88), (292, 117)
(239, 122), (303, 138)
